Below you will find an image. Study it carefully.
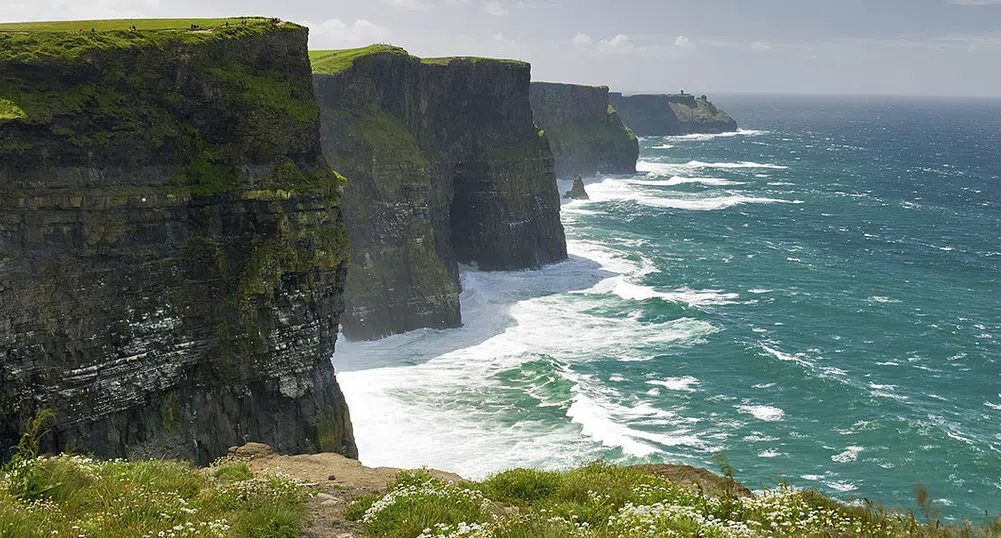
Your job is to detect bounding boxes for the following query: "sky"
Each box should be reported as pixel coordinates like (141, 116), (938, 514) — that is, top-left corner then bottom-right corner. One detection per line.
(3, 0), (1001, 97)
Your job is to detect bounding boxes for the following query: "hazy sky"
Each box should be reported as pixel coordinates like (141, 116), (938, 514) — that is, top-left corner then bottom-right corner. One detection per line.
(3, 0), (1001, 97)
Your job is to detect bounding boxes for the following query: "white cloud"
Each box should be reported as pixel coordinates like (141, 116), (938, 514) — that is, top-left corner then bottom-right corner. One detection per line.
(483, 0), (508, 16)
(950, 0), (1001, 4)
(674, 35), (694, 49)
(572, 33), (594, 49)
(751, 41), (772, 52)
(599, 34), (634, 53)
(307, 19), (393, 48)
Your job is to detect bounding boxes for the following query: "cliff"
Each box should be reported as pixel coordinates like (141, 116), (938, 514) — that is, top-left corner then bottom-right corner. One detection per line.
(608, 92), (738, 136)
(312, 46), (567, 341)
(529, 82), (638, 178)
(0, 19), (357, 463)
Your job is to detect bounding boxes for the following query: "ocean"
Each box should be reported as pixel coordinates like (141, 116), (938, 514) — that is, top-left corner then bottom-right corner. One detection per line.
(333, 95), (1001, 521)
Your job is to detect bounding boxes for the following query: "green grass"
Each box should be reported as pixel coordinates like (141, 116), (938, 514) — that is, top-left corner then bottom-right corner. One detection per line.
(420, 56), (528, 67)
(0, 455), (313, 537)
(0, 17), (292, 63)
(0, 414), (313, 537)
(356, 463), (1001, 538)
(0, 98), (25, 121)
(310, 44), (409, 75)
(308, 44), (529, 75)
(0, 18), (262, 32)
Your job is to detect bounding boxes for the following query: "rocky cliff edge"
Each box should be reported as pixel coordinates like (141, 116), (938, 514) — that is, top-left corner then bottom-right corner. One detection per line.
(311, 45), (568, 341)
(0, 19), (357, 463)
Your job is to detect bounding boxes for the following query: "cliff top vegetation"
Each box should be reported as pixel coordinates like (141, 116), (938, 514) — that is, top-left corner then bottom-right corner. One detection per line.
(308, 44), (528, 75)
(0, 17), (293, 63)
(309, 44), (409, 74)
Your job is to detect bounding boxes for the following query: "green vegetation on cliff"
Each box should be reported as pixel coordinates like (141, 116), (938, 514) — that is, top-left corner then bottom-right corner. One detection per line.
(0, 418), (312, 537)
(0, 18), (284, 62)
(350, 465), (1001, 538)
(1, 18), (322, 196)
(310, 45), (409, 74)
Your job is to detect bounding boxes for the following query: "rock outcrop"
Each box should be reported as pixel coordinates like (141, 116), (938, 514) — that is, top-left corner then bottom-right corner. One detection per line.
(312, 46), (567, 341)
(608, 92), (738, 136)
(530, 82), (638, 179)
(564, 176), (590, 200)
(0, 20), (357, 463)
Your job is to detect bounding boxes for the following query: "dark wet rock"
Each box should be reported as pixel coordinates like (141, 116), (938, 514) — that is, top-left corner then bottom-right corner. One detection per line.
(564, 176), (590, 200)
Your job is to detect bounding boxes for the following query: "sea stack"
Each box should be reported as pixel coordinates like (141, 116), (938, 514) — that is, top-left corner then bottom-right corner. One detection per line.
(564, 175), (590, 200)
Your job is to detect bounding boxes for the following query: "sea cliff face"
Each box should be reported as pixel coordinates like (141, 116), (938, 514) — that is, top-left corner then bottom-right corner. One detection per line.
(609, 92), (738, 136)
(312, 47), (567, 341)
(530, 82), (638, 178)
(0, 21), (357, 463)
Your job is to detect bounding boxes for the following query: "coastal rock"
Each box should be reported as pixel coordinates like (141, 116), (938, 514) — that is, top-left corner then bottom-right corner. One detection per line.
(0, 22), (357, 463)
(609, 92), (738, 136)
(530, 82), (638, 178)
(312, 47), (567, 341)
(564, 176), (590, 200)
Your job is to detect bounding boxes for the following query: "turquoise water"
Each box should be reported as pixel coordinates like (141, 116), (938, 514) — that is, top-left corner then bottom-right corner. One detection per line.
(335, 96), (1001, 521)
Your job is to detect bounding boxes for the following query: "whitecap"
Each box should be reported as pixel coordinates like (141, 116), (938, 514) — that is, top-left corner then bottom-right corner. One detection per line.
(647, 376), (700, 392)
(744, 433), (780, 442)
(832, 446), (864, 463)
(584, 174), (800, 211)
(597, 277), (740, 308)
(758, 449), (783, 458)
(985, 402), (1001, 410)
(663, 129), (767, 142)
(736, 404), (785, 422)
(867, 296), (902, 304)
(825, 481), (858, 492)
(630, 176), (746, 187)
(651, 144), (674, 149)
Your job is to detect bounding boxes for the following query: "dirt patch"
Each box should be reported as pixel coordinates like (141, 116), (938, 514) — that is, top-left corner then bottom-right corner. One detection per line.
(229, 445), (463, 537)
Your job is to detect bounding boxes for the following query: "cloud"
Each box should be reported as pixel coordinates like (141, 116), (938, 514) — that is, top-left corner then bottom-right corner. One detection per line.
(599, 34), (635, 53)
(950, 0), (1001, 4)
(674, 36), (694, 49)
(483, 0), (508, 15)
(307, 19), (393, 47)
(572, 33), (594, 49)
(751, 41), (772, 52)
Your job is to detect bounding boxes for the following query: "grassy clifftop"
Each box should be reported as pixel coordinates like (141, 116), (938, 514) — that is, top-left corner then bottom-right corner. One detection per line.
(309, 44), (528, 75)
(310, 44), (409, 74)
(0, 18), (289, 62)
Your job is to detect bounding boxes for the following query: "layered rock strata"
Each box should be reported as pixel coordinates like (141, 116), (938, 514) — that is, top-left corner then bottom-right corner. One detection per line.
(0, 20), (356, 463)
(608, 92), (738, 136)
(530, 82), (638, 178)
(312, 46), (568, 341)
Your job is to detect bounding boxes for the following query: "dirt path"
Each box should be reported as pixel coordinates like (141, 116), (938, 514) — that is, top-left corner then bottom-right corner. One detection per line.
(228, 443), (462, 538)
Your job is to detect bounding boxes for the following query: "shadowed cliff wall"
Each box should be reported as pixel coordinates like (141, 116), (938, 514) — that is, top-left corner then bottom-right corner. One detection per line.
(313, 47), (567, 341)
(0, 22), (357, 463)
(530, 82), (638, 178)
